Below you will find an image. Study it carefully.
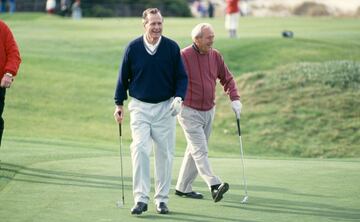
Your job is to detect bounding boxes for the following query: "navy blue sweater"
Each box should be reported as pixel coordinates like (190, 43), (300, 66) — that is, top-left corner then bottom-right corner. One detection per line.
(114, 36), (188, 105)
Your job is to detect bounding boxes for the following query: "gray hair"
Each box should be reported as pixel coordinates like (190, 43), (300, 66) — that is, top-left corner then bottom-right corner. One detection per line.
(191, 23), (213, 42)
(142, 8), (162, 24)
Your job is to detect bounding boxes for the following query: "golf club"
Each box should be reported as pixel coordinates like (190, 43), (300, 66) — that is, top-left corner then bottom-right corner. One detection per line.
(116, 122), (125, 208)
(236, 114), (249, 204)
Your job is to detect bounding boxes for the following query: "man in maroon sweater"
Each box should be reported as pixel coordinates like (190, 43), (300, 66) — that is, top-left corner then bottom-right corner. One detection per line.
(175, 23), (242, 203)
(0, 20), (21, 147)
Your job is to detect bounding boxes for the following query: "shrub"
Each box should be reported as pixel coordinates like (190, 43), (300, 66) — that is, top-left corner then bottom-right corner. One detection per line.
(293, 2), (330, 16)
(80, 0), (191, 17)
(356, 6), (360, 17)
(86, 5), (114, 17)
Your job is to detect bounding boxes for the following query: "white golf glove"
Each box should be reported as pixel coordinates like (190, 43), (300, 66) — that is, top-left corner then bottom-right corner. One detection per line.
(231, 100), (242, 119)
(170, 97), (182, 116)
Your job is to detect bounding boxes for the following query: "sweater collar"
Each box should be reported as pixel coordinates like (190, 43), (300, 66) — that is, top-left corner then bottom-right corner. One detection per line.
(192, 43), (211, 55)
(192, 43), (200, 53)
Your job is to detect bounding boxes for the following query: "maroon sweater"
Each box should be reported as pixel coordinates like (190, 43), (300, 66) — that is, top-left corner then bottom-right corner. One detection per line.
(0, 20), (21, 78)
(181, 45), (240, 111)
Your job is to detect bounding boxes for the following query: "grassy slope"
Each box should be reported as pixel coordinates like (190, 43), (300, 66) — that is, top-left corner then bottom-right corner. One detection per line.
(214, 61), (360, 158)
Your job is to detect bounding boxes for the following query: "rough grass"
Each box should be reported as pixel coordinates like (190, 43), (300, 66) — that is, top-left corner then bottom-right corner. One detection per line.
(238, 61), (360, 157)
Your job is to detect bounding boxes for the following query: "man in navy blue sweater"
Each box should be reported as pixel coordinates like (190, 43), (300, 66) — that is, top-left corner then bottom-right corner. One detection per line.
(114, 8), (188, 215)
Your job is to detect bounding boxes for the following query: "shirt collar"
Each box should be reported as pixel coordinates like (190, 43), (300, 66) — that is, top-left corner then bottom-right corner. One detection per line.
(192, 43), (210, 54)
(143, 35), (162, 49)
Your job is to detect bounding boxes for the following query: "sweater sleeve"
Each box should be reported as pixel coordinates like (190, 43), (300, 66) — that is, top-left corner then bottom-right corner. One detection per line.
(114, 46), (131, 105)
(217, 53), (240, 101)
(173, 44), (188, 100)
(4, 23), (21, 76)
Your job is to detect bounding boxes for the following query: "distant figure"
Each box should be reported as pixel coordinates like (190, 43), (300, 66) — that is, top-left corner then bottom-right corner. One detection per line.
(239, 0), (249, 16)
(0, 0), (6, 13)
(60, 0), (71, 17)
(46, 0), (56, 14)
(8, 0), (15, 14)
(71, 0), (82, 20)
(0, 0), (16, 14)
(0, 20), (21, 147)
(225, 0), (240, 38)
(208, 0), (214, 18)
(197, 1), (207, 18)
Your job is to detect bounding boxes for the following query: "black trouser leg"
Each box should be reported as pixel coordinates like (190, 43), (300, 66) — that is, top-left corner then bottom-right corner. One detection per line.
(0, 87), (6, 147)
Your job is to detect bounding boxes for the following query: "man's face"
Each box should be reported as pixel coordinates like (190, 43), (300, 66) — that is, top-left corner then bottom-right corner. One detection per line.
(195, 27), (214, 54)
(144, 13), (163, 40)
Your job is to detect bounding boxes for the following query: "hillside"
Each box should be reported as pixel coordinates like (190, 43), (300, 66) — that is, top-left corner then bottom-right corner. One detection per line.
(0, 14), (359, 158)
(239, 61), (359, 157)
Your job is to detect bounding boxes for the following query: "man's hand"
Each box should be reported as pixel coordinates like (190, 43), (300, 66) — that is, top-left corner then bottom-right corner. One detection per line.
(1, 73), (13, 88)
(114, 105), (124, 123)
(170, 97), (182, 116)
(231, 100), (242, 119)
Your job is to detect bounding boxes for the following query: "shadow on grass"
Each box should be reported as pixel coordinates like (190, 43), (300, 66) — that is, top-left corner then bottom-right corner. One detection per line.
(230, 183), (333, 198)
(0, 162), (207, 192)
(1, 162), (257, 222)
(3, 162), (359, 221)
(130, 211), (257, 222)
(223, 195), (360, 220)
(0, 162), (131, 190)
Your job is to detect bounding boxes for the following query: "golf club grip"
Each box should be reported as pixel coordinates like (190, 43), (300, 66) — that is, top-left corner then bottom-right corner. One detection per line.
(118, 123), (122, 137)
(236, 118), (241, 136)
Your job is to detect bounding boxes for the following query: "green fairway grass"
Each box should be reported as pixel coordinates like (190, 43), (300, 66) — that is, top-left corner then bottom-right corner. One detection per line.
(0, 13), (359, 222)
(0, 140), (359, 222)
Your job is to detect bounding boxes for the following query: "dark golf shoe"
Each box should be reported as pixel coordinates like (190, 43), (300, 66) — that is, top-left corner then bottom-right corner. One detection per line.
(156, 202), (169, 214)
(130, 202), (148, 215)
(175, 190), (204, 199)
(212, 182), (229, 203)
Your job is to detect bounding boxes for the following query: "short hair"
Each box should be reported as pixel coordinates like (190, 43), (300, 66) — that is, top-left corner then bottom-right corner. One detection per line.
(142, 8), (162, 24)
(191, 23), (213, 42)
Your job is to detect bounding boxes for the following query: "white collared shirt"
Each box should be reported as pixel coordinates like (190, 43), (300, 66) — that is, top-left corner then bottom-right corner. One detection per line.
(143, 35), (162, 55)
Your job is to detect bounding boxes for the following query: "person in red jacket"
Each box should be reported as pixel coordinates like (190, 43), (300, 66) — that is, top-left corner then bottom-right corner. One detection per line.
(225, 0), (240, 38)
(0, 20), (21, 146)
(174, 23), (242, 202)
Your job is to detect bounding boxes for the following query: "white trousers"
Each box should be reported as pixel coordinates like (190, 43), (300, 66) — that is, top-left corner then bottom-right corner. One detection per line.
(176, 106), (221, 193)
(128, 98), (175, 205)
(225, 12), (239, 30)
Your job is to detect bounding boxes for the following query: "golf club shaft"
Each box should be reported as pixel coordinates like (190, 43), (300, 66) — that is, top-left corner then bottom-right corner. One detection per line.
(119, 123), (125, 204)
(236, 118), (248, 196)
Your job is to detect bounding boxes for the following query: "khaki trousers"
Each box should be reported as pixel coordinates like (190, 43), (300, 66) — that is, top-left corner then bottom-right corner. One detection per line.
(176, 106), (221, 193)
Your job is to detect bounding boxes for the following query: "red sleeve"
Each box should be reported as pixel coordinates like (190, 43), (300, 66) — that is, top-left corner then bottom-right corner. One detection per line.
(3, 22), (21, 76)
(216, 52), (240, 101)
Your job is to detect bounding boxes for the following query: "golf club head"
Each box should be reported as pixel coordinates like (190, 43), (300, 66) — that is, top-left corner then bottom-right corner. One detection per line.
(116, 200), (124, 208)
(241, 195), (249, 204)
